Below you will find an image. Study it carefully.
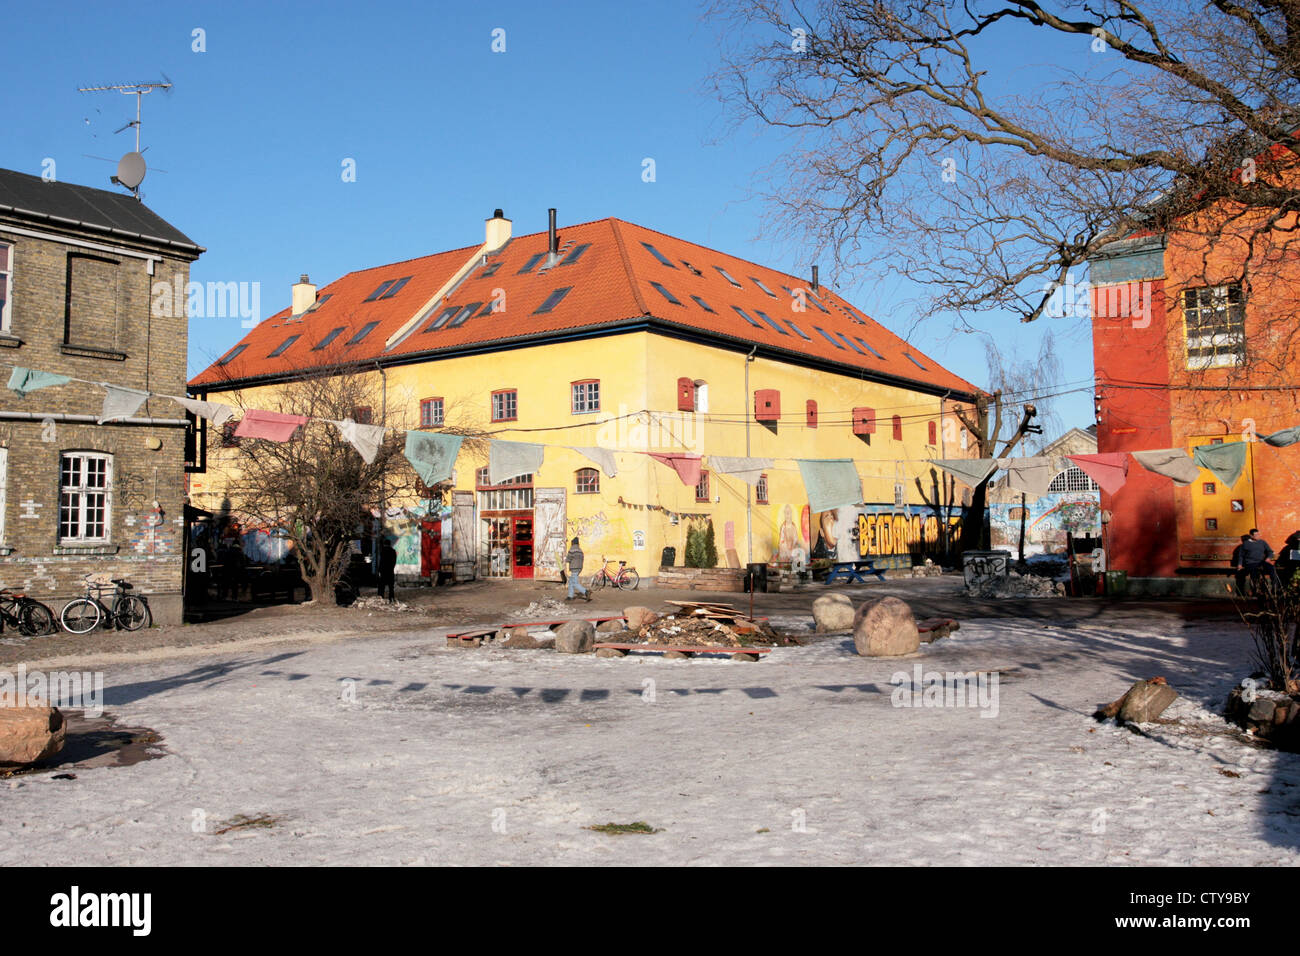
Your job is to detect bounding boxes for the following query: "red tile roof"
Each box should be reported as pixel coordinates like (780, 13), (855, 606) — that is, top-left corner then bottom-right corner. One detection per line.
(190, 217), (979, 397)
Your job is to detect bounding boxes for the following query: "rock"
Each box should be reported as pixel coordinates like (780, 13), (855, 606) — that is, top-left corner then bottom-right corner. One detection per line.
(917, 617), (955, 643)
(730, 652), (760, 662)
(595, 619), (626, 634)
(536, 638), (556, 650)
(664, 649), (693, 660)
(595, 647), (628, 658)
(554, 620), (596, 654)
(1117, 679), (1179, 724)
(812, 593), (856, 633)
(500, 631), (543, 649)
(1247, 698), (1277, 724)
(0, 704), (66, 765)
(623, 606), (658, 631)
(852, 597), (919, 657)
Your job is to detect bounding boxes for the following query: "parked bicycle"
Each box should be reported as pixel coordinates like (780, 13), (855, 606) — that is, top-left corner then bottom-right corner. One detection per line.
(588, 556), (639, 591)
(60, 576), (152, 634)
(0, 587), (57, 636)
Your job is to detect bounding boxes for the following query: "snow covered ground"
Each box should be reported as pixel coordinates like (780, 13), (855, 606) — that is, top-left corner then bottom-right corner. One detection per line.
(2, 608), (1297, 865)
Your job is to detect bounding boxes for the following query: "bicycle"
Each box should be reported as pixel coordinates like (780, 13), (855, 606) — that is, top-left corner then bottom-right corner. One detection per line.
(60, 577), (152, 634)
(0, 587), (57, 637)
(588, 556), (639, 591)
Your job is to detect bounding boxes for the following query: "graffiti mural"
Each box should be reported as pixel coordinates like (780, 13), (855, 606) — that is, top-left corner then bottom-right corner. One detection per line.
(768, 503), (959, 563)
(989, 493), (1101, 556)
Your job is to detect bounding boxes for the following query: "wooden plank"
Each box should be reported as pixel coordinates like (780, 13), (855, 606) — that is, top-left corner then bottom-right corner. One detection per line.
(593, 642), (771, 655)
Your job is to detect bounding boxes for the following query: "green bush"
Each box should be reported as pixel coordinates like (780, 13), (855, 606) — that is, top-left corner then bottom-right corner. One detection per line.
(684, 519), (718, 569)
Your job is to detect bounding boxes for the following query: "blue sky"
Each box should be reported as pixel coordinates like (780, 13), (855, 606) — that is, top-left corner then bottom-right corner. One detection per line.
(5, 0), (1095, 433)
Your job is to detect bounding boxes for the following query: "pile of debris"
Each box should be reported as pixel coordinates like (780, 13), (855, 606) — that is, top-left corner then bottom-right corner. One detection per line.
(511, 598), (572, 620)
(1225, 679), (1300, 749)
(635, 601), (801, 648)
(908, 559), (944, 579)
(967, 571), (1064, 599)
(351, 596), (424, 613)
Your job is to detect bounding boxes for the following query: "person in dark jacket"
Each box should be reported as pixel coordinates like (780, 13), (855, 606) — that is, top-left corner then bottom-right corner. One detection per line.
(378, 539), (398, 603)
(1232, 528), (1279, 596)
(565, 537), (590, 602)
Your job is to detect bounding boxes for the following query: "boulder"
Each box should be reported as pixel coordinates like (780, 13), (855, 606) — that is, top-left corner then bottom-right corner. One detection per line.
(812, 593), (855, 633)
(1117, 679), (1179, 724)
(501, 631), (543, 649)
(1247, 698), (1277, 724)
(623, 606), (659, 631)
(852, 597), (919, 657)
(595, 619), (626, 634)
(554, 620), (596, 654)
(595, 647), (628, 659)
(0, 704), (67, 765)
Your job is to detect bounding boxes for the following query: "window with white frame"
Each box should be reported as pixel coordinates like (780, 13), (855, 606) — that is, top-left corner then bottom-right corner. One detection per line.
(571, 380), (600, 414)
(1183, 284), (1246, 369)
(0, 242), (11, 333)
(491, 389), (517, 422)
(575, 467), (600, 494)
(1046, 466), (1099, 493)
(420, 397), (444, 428)
(59, 452), (112, 542)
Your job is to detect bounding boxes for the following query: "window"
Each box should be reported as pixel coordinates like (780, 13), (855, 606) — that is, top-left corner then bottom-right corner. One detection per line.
(305, 293), (333, 313)
(364, 279), (395, 302)
(0, 241), (11, 332)
(750, 277), (777, 297)
(837, 332), (865, 354)
(534, 287), (572, 314)
(517, 252), (546, 275)
(732, 306), (762, 328)
(756, 473), (769, 504)
(313, 327), (345, 350)
(805, 290), (830, 313)
(352, 406), (373, 425)
(815, 326), (845, 349)
(59, 452), (111, 543)
(572, 380), (600, 414)
(379, 276), (411, 299)
(347, 321), (379, 345)
(420, 397), (444, 428)
(491, 389), (517, 421)
(217, 344), (246, 366)
(693, 380), (709, 412)
(1046, 466), (1099, 493)
(479, 260), (503, 278)
(424, 305), (460, 332)
(575, 467), (600, 494)
(695, 470), (710, 502)
(904, 352), (927, 370)
(691, 295), (716, 313)
(65, 253), (119, 347)
(1202, 482), (1217, 495)
(1205, 517), (1219, 531)
(715, 266), (742, 287)
(649, 281), (682, 305)
(756, 311), (787, 334)
(891, 415), (903, 441)
(1183, 284), (1246, 369)
(854, 336), (884, 359)
(268, 335), (299, 357)
(448, 303), (482, 328)
(560, 243), (590, 265)
(786, 320), (812, 341)
(642, 242), (676, 268)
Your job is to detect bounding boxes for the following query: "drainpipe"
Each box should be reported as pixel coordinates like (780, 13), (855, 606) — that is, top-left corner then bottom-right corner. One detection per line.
(744, 345), (757, 565)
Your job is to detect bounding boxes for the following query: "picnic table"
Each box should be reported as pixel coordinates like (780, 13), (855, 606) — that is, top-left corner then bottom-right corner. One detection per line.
(823, 559), (886, 585)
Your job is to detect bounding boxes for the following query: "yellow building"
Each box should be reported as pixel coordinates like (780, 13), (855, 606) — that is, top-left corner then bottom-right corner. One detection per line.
(188, 210), (981, 582)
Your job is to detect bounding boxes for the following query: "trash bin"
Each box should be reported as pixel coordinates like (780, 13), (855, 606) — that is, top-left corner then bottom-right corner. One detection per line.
(745, 562), (768, 593)
(961, 549), (1011, 588)
(1104, 570), (1128, 596)
(660, 546), (676, 568)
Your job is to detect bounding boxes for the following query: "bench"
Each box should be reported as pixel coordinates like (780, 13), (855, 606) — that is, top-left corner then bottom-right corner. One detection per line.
(824, 560), (886, 584)
(916, 617), (959, 643)
(592, 642), (770, 661)
(447, 615), (627, 647)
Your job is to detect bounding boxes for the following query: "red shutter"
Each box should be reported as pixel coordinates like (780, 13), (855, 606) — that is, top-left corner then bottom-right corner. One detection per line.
(892, 415), (903, 441)
(754, 388), (781, 422)
(677, 377), (694, 411)
(853, 407), (876, 435)
(806, 399), (818, 428)
(928, 421), (937, 445)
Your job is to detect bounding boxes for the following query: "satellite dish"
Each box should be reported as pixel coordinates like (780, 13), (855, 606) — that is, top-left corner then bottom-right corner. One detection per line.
(114, 151), (146, 190)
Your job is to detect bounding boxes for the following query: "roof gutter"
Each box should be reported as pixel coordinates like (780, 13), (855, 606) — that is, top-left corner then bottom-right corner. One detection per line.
(0, 205), (203, 258)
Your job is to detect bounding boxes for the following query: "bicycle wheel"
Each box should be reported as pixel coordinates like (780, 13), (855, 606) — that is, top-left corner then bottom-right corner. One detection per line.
(60, 599), (102, 634)
(588, 571), (607, 589)
(18, 600), (55, 636)
(113, 595), (151, 631)
(617, 568), (640, 591)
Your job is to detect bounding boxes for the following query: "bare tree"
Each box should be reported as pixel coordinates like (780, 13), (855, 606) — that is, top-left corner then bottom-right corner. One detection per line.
(708, 0), (1300, 326)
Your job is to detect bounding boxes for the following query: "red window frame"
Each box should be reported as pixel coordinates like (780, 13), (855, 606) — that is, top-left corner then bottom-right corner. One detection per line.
(571, 379), (600, 414)
(695, 470), (710, 502)
(575, 467), (600, 494)
(756, 473), (769, 504)
(491, 389), (518, 422)
(420, 397), (444, 428)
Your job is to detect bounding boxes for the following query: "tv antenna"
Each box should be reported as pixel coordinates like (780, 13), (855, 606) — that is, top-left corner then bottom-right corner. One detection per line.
(77, 76), (172, 197)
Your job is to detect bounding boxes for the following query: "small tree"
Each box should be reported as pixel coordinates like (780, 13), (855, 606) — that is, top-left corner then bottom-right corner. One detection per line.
(702, 519), (719, 569)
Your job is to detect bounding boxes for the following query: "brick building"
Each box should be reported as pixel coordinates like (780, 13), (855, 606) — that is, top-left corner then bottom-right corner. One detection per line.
(0, 168), (203, 623)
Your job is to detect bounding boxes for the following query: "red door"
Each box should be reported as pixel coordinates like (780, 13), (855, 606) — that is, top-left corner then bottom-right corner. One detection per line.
(420, 518), (442, 578)
(511, 516), (534, 579)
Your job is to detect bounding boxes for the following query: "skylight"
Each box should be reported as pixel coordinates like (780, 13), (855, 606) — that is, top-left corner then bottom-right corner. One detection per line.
(786, 320), (812, 341)
(347, 322), (379, 345)
(642, 242), (676, 267)
(477, 301), (499, 318)
(561, 243), (591, 265)
(534, 286), (573, 314)
(364, 279), (395, 302)
(650, 281), (682, 305)
(449, 303), (483, 328)
(379, 276), (411, 299)
(854, 336), (884, 359)
(424, 305), (460, 332)
(836, 332), (865, 354)
(756, 310), (787, 335)
(715, 266), (742, 288)
(217, 344), (246, 365)
(731, 306), (762, 328)
(268, 335), (300, 357)
(691, 295), (716, 314)
(905, 352), (928, 370)
(814, 327), (845, 349)
(750, 277), (777, 297)
(806, 291), (830, 313)
(517, 252), (546, 274)
(313, 327), (345, 350)
(305, 293), (333, 313)
(480, 261), (503, 278)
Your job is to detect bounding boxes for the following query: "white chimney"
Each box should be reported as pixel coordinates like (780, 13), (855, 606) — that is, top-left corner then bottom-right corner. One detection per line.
(485, 208), (512, 251)
(291, 273), (316, 316)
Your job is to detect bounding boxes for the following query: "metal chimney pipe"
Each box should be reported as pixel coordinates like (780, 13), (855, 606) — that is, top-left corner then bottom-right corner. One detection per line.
(811, 264), (819, 292)
(548, 208), (558, 256)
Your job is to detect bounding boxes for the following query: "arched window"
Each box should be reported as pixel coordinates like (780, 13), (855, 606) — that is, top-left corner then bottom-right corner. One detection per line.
(575, 468), (600, 494)
(1046, 466), (1099, 493)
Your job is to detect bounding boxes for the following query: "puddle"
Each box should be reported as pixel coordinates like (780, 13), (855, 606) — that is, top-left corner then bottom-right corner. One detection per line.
(1, 711), (166, 777)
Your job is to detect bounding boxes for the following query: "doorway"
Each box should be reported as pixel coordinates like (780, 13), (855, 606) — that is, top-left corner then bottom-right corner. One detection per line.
(512, 516), (534, 579)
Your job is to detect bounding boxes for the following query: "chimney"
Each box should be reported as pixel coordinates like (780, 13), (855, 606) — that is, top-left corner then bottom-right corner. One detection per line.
(811, 265), (820, 293)
(291, 273), (316, 316)
(485, 208), (512, 251)
(547, 207), (558, 264)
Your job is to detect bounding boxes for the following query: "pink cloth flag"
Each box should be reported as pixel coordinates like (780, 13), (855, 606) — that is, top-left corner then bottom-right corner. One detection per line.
(1065, 452), (1129, 495)
(234, 409), (309, 442)
(645, 452), (703, 487)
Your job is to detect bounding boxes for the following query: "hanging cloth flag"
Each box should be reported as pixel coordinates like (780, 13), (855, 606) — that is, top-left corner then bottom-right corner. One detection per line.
(99, 385), (150, 424)
(1263, 426), (1300, 447)
(329, 418), (388, 464)
(234, 409), (310, 442)
(1066, 453), (1129, 494)
(645, 452), (703, 487)
(994, 456), (1058, 498)
(171, 395), (235, 426)
(7, 367), (70, 397)
(404, 431), (464, 487)
(1192, 441), (1248, 488)
(795, 459), (863, 513)
(708, 455), (774, 486)
(1131, 448), (1202, 486)
(930, 458), (998, 487)
(569, 446), (618, 478)
(488, 440), (545, 485)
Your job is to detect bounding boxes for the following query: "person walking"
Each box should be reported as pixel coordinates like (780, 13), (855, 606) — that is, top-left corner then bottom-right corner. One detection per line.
(565, 536), (591, 602)
(378, 538), (398, 603)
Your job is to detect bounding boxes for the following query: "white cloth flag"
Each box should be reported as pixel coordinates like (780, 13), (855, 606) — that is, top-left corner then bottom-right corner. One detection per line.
(708, 455), (774, 486)
(489, 440), (545, 485)
(99, 385), (149, 423)
(329, 419), (388, 464)
(570, 446), (618, 478)
(171, 395), (235, 426)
